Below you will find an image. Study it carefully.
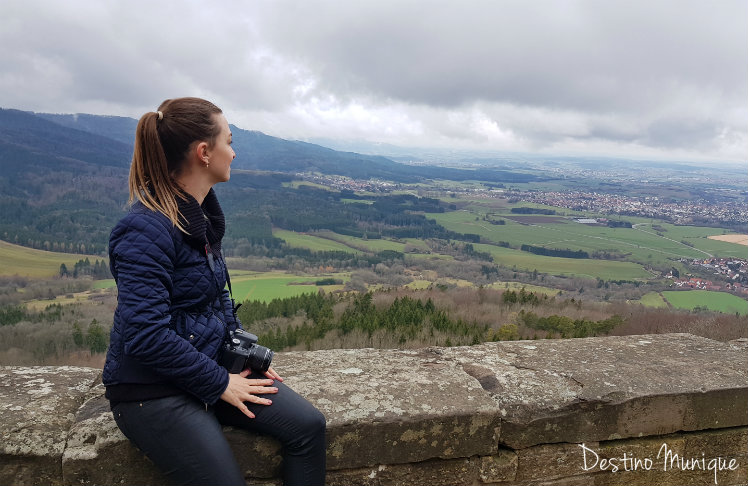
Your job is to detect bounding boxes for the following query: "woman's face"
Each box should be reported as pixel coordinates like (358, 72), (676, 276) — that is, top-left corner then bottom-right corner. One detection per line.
(205, 114), (235, 183)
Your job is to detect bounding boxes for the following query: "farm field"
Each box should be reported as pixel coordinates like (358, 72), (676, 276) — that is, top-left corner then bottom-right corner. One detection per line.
(313, 231), (408, 253)
(638, 292), (669, 308)
(426, 207), (739, 265)
(0, 240), (104, 278)
(708, 234), (748, 246)
(473, 242), (652, 280)
(228, 271), (348, 302)
(661, 290), (748, 315)
(273, 229), (360, 253)
(92, 279), (116, 289)
(273, 229), (412, 254)
(24, 288), (113, 311)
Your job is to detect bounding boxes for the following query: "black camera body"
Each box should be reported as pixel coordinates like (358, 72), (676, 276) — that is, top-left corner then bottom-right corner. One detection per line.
(220, 329), (274, 373)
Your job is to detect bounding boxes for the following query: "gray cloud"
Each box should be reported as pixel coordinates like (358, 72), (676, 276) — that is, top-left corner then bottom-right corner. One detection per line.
(0, 0), (745, 161)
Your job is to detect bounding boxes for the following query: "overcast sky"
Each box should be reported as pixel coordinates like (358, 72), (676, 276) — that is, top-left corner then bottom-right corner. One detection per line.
(1, 0), (746, 163)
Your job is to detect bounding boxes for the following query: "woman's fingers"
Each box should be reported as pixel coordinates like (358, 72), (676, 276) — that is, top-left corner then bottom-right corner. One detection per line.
(245, 378), (275, 387)
(220, 372), (278, 417)
(238, 402), (255, 419)
(244, 394), (273, 406)
(264, 366), (284, 381)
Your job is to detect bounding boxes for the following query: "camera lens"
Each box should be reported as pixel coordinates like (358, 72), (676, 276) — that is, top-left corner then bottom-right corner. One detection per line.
(247, 345), (273, 372)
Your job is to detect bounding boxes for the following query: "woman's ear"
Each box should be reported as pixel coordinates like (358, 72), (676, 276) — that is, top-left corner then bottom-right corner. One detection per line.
(195, 141), (210, 163)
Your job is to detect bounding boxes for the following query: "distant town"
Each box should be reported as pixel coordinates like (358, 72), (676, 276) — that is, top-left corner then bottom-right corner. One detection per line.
(507, 190), (747, 227)
(673, 257), (748, 295)
(300, 173), (748, 228)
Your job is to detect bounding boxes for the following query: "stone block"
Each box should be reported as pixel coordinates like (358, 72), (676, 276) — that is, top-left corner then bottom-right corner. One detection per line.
(2, 333), (747, 486)
(441, 334), (748, 448)
(0, 366), (100, 486)
(272, 347), (502, 469)
(513, 427), (747, 486)
(326, 450), (518, 486)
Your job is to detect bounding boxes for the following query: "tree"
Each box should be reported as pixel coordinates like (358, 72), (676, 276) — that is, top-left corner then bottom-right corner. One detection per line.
(85, 319), (108, 354)
(72, 322), (84, 347)
(496, 324), (519, 341)
(59, 263), (69, 277)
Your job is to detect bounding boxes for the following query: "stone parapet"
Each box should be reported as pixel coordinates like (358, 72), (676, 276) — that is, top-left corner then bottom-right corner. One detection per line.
(1, 333), (746, 485)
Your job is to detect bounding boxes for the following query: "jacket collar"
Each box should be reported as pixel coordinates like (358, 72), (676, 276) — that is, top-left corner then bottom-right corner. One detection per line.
(178, 188), (225, 253)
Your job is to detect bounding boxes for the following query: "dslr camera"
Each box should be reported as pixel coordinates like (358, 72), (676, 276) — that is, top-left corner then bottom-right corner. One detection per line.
(220, 329), (274, 373)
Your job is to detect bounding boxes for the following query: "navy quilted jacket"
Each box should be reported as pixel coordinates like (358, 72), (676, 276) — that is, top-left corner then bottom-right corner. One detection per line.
(103, 189), (240, 405)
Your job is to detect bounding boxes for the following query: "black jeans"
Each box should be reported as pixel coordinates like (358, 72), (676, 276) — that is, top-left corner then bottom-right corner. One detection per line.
(112, 375), (326, 486)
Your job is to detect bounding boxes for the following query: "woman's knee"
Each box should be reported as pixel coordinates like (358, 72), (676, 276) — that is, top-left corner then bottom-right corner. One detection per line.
(292, 406), (326, 447)
(308, 407), (327, 435)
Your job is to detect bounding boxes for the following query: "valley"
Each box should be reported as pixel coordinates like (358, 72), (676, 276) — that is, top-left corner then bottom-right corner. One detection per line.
(0, 108), (746, 366)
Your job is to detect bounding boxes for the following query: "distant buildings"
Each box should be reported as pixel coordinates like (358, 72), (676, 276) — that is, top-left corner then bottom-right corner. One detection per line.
(674, 257), (748, 294)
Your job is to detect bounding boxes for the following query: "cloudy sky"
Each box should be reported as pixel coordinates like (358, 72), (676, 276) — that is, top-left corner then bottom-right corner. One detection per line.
(1, 0), (746, 163)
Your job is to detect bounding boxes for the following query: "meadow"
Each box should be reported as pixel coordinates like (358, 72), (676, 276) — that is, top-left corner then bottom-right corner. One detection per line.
(0, 240), (103, 278)
(272, 229), (360, 253)
(312, 231), (409, 253)
(472, 242), (652, 280)
(228, 271), (347, 302)
(428, 209), (730, 262)
(637, 292), (668, 308)
(661, 290), (748, 315)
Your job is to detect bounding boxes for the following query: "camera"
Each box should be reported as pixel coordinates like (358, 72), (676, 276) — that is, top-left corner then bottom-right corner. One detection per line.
(220, 329), (274, 373)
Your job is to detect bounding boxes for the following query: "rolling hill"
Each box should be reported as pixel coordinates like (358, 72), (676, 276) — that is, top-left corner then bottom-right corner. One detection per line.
(0, 108), (538, 256)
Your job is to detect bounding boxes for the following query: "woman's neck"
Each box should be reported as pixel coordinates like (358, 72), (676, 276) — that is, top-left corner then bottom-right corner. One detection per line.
(176, 172), (212, 205)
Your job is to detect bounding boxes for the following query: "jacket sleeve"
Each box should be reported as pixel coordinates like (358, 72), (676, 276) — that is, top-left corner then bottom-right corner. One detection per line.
(111, 213), (229, 404)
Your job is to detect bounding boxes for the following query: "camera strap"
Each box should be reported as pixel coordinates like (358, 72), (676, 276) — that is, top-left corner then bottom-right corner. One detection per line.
(206, 243), (242, 314)
(220, 249), (242, 314)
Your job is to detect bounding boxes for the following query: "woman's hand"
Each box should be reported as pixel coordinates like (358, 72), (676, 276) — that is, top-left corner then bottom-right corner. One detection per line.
(220, 369), (278, 419)
(263, 366), (283, 382)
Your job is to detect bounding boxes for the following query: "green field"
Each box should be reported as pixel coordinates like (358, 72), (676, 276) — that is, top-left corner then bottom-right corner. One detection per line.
(92, 279), (116, 289)
(228, 272), (347, 302)
(638, 292), (669, 308)
(661, 290), (748, 315)
(282, 181), (332, 191)
(273, 229), (360, 253)
(427, 205), (745, 265)
(341, 198), (374, 205)
(426, 207), (740, 266)
(273, 229), (410, 254)
(473, 243), (651, 280)
(0, 240), (105, 278)
(313, 231), (408, 253)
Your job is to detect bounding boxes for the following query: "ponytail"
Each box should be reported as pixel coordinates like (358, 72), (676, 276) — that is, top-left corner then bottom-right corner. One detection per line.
(127, 97), (223, 233)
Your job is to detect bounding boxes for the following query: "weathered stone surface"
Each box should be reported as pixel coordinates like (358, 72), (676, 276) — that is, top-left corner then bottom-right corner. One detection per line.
(440, 333), (748, 448)
(478, 449), (518, 484)
(225, 427), (282, 478)
(2, 333), (747, 486)
(57, 347), (501, 484)
(61, 386), (163, 485)
(272, 347), (501, 469)
(325, 450), (518, 486)
(513, 427), (748, 485)
(0, 366), (100, 486)
(62, 377), (282, 484)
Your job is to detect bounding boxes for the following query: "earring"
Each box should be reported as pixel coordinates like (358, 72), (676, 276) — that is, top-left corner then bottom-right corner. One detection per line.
(203, 158), (210, 168)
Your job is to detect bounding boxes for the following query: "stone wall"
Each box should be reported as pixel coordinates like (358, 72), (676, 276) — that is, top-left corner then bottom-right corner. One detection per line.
(2, 333), (747, 486)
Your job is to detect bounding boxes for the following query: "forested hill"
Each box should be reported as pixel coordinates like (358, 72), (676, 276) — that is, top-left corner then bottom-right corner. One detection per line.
(0, 108), (537, 256)
(27, 110), (539, 184)
(0, 109), (132, 254)
(227, 129), (538, 184)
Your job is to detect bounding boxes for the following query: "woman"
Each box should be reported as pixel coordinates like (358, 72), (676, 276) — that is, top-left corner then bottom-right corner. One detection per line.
(103, 97), (326, 486)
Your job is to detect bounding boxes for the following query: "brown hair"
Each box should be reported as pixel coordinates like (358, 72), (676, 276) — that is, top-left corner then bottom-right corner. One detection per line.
(128, 97), (223, 232)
